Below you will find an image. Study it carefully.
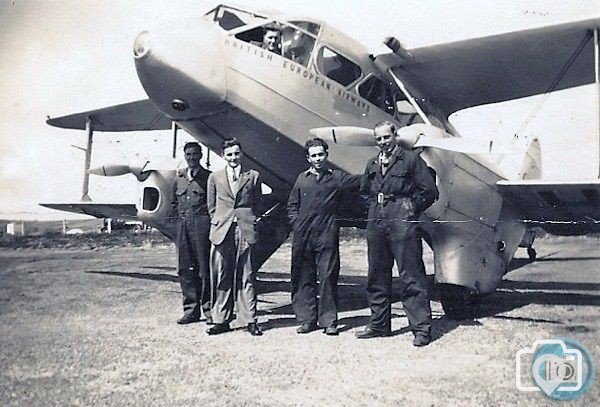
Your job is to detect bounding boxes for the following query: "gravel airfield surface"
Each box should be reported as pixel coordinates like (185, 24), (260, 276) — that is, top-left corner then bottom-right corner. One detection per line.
(1, 236), (598, 406)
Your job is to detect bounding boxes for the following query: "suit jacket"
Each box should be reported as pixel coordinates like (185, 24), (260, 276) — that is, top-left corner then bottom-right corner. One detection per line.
(207, 167), (262, 245)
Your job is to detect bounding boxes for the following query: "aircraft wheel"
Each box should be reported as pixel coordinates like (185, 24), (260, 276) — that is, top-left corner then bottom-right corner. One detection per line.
(527, 248), (537, 262)
(438, 284), (476, 320)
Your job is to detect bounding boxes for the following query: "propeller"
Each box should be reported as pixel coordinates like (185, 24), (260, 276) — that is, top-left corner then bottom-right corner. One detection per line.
(309, 124), (493, 154)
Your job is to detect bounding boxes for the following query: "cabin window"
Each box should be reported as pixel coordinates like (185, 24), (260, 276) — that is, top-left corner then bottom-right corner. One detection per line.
(316, 47), (362, 87)
(358, 75), (396, 116)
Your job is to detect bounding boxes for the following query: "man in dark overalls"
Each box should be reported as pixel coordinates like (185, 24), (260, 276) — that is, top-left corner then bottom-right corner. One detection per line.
(171, 142), (212, 325)
(287, 137), (360, 335)
(356, 121), (438, 346)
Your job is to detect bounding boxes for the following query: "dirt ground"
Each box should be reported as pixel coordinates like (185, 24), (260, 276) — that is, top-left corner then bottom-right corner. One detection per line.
(0, 236), (598, 406)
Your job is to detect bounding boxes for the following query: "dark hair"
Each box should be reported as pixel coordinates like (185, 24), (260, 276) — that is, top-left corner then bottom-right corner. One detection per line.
(263, 22), (282, 33)
(222, 138), (242, 153)
(183, 142), (202, 156)
(304, 137), (329, 155)
(374, 120), (396, 134)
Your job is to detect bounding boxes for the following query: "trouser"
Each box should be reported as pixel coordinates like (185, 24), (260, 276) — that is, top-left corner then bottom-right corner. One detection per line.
(176, 214), (212, 318)
(290, 230), (340, 327)
(210, 223), (257, 325)
(366, 218), (431, 335)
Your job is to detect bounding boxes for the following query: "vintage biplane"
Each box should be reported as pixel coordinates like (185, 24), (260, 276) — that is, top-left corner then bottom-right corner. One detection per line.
(42, 4), (600, 316)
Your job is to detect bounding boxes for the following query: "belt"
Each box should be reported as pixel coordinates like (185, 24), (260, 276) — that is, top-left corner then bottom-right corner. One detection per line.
(375, 193), (402, 204)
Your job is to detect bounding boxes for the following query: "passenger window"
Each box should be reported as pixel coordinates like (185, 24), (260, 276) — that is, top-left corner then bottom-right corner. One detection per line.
(317, 47), (361, 86)
(282, 27), (315, 67)
(358, 76), (396, 116)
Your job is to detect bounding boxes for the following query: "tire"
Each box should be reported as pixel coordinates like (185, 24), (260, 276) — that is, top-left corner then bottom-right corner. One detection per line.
(438, 284), (476, 320)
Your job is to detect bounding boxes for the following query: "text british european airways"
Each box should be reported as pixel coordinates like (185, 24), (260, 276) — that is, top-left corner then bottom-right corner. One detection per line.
(225, 38), (370, 113)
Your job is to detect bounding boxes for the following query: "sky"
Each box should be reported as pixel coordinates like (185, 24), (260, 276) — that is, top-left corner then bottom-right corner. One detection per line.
(0, 0), (598, 219)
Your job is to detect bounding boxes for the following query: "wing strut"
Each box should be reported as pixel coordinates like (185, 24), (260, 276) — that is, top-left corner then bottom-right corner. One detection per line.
(81, 118), (93, 201)
(388, 70), (431, 126)
(171, 121), (178, 159)
(595, 27), (600, 178)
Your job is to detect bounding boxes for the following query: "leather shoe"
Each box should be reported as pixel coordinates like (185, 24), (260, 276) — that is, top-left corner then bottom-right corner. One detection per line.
(177, 313), (200, 325)
(247, 322), (263, 336)
(206, 323), (231, 335)
(355, 327), (391, 339)
(296, 323), (318, 334)
(324, 325), (339, 336)
(413, 334), (431, 347)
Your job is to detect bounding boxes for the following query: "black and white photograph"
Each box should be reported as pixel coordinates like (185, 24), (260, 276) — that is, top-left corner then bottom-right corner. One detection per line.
(1, 0), (598, 404)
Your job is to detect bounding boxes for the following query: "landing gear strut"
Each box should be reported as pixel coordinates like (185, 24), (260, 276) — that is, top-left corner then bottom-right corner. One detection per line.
(520, 230), (537, 262)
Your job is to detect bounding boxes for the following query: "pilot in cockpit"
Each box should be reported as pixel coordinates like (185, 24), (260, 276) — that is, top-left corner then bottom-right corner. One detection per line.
(252, 22), (282, 55)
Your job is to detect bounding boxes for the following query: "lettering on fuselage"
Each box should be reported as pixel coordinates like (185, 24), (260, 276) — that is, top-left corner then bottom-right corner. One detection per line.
(224, 38), (370, 113)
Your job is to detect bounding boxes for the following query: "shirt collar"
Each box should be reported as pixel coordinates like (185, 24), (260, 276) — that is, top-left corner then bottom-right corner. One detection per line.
(305, 166), (332, 177)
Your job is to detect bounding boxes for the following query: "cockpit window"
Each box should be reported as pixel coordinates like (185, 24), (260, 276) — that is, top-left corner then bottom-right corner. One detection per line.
(235, 21), (316, 67)
(235, 22), (284, 55)
(289, 21), (321, 36)
(206, 5), (267, 30)
(316, 47), (362, 87)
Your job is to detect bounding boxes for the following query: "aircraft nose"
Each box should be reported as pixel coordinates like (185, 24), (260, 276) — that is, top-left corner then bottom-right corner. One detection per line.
(133, 19), (226, 119)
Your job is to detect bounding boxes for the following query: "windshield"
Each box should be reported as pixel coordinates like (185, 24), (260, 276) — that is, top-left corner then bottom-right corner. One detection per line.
(206, 5), (267, 31)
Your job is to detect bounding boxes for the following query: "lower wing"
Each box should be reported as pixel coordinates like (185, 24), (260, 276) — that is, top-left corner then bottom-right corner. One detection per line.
(497, 179), (600, 235)
(39, 203), (138, 220)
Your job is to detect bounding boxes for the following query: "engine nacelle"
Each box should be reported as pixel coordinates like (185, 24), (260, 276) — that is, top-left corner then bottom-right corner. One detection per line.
(134, 170), (177, 239)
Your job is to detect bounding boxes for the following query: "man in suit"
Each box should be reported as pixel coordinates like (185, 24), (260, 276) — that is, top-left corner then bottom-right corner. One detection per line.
(356, 121), (438, 346)
(171, 142), (212, 325)
(206, 138), (263, 336)
(287, 137), (360, 335)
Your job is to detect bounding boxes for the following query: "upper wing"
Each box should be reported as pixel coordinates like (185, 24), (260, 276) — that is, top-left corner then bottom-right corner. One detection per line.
(46, 99), (172, 131)
(39, 203), (138, 219)
(393, 18), (598, 119)
(497, 179), (600, 235)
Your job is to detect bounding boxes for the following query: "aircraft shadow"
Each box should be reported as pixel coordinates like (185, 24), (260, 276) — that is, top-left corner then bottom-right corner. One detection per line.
(87, 270), (178, 283)
(85, 268), (599, 337)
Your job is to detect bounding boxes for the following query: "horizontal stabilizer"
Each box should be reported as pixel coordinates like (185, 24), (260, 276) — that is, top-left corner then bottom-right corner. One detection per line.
(40, 203), (138, 220)
(497, 179), (600, 235)
(46, 99), (172, 131)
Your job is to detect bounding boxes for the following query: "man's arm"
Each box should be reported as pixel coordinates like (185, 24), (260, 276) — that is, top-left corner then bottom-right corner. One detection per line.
(339, 171), (362, 191)
(169, 178), (179, 221)
(411, 156), (439, 214)
(253, 172), (265, 214)
(207, 173), (217, 218)
(286, 176), (302, 226)
(359, 161), (373, 199)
